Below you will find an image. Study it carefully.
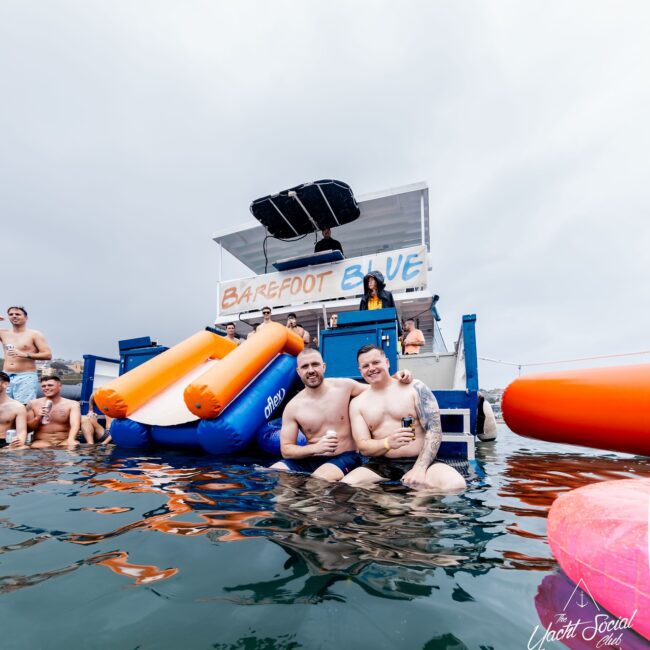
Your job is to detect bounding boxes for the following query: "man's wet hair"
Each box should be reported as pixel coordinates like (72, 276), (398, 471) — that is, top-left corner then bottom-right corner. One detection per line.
(226, 322), (235, 328)
(287, 312), (297, 319)
(7, 306), (27, 316)
(357, 344), (386, 361)
(41, 375), (62, 384)
(0, 371), (10, 383)
(405, 318), (415, 323)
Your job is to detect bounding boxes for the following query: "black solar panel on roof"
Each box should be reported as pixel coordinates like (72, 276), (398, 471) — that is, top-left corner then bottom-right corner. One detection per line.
(250, 179), (360, 239)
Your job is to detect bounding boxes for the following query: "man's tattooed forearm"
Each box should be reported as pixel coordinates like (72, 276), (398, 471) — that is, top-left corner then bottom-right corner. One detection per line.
(413, 380), (442, 468)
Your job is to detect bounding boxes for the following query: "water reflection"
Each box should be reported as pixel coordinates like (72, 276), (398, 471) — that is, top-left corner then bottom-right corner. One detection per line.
(0, 440), (648, 643)
(500, 450), (650, 513)
(493, 449), (650, 572)
(217, 471), (498, 603)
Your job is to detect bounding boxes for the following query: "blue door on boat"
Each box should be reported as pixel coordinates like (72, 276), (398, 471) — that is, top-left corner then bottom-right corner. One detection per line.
(320, 309), (399, 380)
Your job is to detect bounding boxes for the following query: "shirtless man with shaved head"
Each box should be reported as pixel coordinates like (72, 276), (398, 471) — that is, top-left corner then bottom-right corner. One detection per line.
(271, 348), (413, 481)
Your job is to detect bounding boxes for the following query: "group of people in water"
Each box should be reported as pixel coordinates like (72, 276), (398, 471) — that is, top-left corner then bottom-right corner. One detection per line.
(1, 303), (465, 493)
(0, 306), (109, 451)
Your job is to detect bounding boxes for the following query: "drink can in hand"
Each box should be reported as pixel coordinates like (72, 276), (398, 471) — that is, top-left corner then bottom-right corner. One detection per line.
(42, 399), (53, 424)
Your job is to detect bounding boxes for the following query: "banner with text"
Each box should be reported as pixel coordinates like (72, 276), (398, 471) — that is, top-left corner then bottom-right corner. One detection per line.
(218, 245), (428, 316)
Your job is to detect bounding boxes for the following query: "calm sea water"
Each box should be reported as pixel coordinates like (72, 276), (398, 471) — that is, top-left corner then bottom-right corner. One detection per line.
(0, 427), (648, 650)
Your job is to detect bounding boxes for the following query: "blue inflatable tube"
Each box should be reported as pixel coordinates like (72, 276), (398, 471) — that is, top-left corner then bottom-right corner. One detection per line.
(151, 421), (201, 448)
(256, 417), (307, 456)
(110, 418), (152, 448)
(198, 353), (299, 455)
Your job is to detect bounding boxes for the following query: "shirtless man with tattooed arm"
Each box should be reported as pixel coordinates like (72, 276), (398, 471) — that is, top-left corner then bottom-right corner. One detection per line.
(342, 345), (466, 492)
(271, 348), (413, 481)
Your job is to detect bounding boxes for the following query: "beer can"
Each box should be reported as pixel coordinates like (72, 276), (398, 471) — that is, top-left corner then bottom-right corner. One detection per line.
(42, 399), (54, 424)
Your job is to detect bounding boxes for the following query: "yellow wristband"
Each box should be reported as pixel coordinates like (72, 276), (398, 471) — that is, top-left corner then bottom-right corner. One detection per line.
(384, 438), (390, 450)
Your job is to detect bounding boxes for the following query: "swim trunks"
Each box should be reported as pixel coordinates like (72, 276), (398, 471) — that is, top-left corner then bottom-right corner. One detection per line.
(362, 457), (415, 481)
(362, 456), (459, 482)
(0, 438), (7, 449)
(280, 450), (361, 475)
(6, 371), (39, 404)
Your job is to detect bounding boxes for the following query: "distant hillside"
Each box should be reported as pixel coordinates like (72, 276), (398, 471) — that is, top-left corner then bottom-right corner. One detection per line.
(480, 388), (503, 405)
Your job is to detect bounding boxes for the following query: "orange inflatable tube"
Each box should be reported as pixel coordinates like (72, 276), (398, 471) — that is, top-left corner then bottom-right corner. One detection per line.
(184, 322), (304, 418)
(94, 331), (236, 419)
(502, 363), (650, 456)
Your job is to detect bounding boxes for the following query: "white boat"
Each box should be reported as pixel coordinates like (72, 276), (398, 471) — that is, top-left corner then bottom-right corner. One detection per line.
(212, 180), (479, 462)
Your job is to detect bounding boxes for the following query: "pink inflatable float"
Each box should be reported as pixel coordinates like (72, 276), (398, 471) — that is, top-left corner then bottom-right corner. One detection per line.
(547, 478), (650, 640)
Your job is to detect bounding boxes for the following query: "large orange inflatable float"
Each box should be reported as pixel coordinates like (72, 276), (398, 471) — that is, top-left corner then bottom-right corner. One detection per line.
(502, 364), (650, 456)
(184, 322), (304, 418)
(94, 331), (236, 419)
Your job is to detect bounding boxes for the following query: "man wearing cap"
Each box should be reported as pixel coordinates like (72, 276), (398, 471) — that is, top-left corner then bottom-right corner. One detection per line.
(0, 306), (52, 404)
(0, 371), (29, 450)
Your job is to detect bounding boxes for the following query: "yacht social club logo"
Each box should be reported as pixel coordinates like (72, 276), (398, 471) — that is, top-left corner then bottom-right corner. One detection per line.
(528, 577), (638, 649)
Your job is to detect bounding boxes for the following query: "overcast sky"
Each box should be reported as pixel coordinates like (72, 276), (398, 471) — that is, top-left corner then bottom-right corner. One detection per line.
(2, 1), (649, 388)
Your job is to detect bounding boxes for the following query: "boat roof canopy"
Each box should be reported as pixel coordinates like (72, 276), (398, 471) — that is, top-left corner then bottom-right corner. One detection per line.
(213, 181), (430, 275)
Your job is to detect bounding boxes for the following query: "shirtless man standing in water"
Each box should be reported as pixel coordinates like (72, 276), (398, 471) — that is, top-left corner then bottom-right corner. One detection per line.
(271, 348), (412, 481)
(0, 372), (29, 450)
(27, 376), (81, 449)
(0, 306), (52, 404)
(342, 345), (466, 492)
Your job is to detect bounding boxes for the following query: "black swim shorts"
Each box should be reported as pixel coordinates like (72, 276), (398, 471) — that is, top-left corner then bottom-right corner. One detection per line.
(362, 457), (415, 481)
(362, 456), (463, 482)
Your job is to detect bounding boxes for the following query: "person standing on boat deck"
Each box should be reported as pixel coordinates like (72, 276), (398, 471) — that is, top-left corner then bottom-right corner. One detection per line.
(27, 376), (81, 449)
(286, 313), (310, 345)
(342, 345), (466, 492)
(314, 228), (343, 256)
(0, 306), (52, 404)
(359, 271), (396, 311)
(270, 348), (413, 481)
(257, 306), (274, 331)
(359, 271), (401, 335)
(401, 319), (425, 355)
(224, 322), (242, 346)
(0, 372), (29, 450)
